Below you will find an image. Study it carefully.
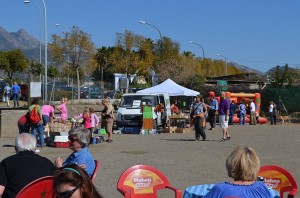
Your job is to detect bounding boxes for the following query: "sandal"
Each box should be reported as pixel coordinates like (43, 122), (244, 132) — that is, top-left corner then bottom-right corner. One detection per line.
(226, 136), (231, 140)
(219, 138), (226, 142)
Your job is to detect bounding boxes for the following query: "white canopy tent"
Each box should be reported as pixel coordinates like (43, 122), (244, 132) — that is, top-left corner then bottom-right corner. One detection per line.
(136, 78), (199, 96)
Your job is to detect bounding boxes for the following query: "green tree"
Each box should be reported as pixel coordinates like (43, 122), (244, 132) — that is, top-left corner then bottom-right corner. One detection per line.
(48, 66), (60, 79)
(28, 60), (43, 80)
(0, 49), (29, 82)
(49, 26), (95, 99)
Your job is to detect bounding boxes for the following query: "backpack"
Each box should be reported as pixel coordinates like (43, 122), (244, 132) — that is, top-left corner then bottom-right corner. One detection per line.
(30, 105), (41, 125)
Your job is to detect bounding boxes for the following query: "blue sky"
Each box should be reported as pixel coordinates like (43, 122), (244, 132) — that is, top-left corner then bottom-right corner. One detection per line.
(1, 0), (300, 72)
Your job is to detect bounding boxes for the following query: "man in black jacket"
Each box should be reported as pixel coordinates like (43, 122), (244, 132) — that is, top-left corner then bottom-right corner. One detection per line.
(0, 133), (56, 198)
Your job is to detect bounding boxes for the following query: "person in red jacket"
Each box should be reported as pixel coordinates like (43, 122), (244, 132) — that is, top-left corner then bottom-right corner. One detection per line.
(17, 113), (30, 133)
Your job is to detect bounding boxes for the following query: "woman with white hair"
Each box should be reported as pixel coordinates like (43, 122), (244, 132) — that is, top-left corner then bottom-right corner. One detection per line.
(55, 128), (96, 177)
(0, 133), (55, 198)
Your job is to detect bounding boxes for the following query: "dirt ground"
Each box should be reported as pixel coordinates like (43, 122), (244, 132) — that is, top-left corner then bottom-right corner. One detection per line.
(0, 120), (299, 197)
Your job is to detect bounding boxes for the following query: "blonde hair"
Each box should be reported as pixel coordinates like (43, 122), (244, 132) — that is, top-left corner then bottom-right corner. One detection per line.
(226, 146), (260, 181)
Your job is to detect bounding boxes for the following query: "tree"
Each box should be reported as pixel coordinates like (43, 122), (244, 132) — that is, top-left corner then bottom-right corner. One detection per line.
(28, 60), (43, 80)
(0, 49), (29, 82)
(270, 64), (292, 88)
(48, 66), (60, 79)
(49, 26), (95, 99)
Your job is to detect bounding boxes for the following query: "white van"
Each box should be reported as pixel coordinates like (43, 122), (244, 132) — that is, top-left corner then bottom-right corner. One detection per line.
(116, 93), (171, 129)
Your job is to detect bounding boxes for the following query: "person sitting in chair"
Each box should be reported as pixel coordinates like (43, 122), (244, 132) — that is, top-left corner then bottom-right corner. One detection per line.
(203, 146), (273, 198)
(0, 133), (56, 198)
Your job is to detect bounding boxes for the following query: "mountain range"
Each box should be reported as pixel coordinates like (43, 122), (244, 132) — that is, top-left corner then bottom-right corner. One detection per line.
(0, 26), (43, 61)
(2, 27), (295, 76)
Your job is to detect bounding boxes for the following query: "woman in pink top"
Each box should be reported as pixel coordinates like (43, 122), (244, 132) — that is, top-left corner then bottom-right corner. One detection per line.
(41, 103), (55, 126)
(56, 97), (68, 122)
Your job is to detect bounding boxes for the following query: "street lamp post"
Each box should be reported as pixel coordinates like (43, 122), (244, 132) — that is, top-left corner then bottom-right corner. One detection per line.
(42, 0), (48, 102)
(216, 53), (228, 76)
(189, 41), (205, 58)
(24, 0), (42, 65)
(139, 20), (163, 50)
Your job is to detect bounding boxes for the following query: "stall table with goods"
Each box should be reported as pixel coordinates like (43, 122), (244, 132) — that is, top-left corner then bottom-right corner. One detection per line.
(164, 114), (191, 133)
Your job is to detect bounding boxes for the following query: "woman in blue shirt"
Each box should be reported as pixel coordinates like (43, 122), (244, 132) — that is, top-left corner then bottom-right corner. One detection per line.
(204, 146), (273, 198)
(55, 128), (95, 176)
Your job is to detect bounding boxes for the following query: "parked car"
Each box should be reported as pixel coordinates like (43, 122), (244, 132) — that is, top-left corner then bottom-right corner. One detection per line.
(75, 86), (104, 99)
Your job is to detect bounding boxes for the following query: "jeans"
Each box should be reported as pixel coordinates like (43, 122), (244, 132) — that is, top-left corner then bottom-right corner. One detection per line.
(4, 94), (10, 106)
(208, 109), (216, 128)
(13, 93), (19, 108)
(270, 112), (274, 124)
(31, 123), (45, 146)
(239, 114), (246, 125)
(42, 115), (50, 126)
(229, 113), (234, 125)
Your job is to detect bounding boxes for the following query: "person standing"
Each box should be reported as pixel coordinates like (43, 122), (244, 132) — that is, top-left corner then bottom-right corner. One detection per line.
(57, 97), (68, 122)
(208, 94), (218, 130)
(3, 83), (11, 107)
(269, 101), (274, 125)
(29, 99), (45, 147)
(219, 92), (230, 142)
(89, 107), (100, 132)
(191, 95), (207, 141)
(238, 100), (247, 126)
(229, 100), (236, 125)
(102, 98), (114, 143)
(0, 133), (56, 198)
(41, 103), (55, 127)
(11, 81), (20, 108)
(273, 103), (278, 125)
(250, 100), (257, 125)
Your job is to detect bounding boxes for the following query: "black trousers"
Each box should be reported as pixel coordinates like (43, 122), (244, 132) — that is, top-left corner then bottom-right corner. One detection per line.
(194, 117), (206, 140)
(208, 109), (216, 128)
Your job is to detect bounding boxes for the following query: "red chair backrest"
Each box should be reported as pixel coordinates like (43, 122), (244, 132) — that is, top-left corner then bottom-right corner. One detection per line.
(16, 176), (54, 198)
(258, 165), (298, 198)
(117, 164), (181, 198)
(91, 160), (100, 183)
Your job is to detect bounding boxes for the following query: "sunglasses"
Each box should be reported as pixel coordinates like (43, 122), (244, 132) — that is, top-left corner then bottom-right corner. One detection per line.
(68, 136), (78, 142)
(56, 185), (80, 198)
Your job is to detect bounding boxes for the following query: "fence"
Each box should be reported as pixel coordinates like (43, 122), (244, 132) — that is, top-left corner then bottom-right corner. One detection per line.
(261, 87), (300, 113)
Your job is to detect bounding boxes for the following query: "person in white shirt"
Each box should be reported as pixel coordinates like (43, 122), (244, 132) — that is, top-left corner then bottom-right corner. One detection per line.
(250, 100), (256, 125)
(268, 101), (274, 125)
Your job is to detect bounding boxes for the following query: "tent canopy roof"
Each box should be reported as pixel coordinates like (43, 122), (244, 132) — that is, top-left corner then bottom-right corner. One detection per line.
(136, 78), (199, 96)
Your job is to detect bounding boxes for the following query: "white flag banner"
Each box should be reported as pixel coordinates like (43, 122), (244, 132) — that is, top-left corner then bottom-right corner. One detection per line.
(30, 82), (42, 98)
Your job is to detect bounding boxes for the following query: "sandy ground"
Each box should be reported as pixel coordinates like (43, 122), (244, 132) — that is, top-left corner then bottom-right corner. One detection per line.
(0, 122), (299, 197)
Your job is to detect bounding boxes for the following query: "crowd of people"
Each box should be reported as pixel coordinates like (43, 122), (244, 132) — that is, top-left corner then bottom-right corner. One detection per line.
(0, 131), (276, 197)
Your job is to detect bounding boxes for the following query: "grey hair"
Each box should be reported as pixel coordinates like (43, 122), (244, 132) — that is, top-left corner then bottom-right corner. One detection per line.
(15, 133), (37, 153)
(68, 127), (91, 147)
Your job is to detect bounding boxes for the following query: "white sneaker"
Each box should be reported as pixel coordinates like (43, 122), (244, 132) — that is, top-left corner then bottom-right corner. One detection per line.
(35, 149), (40, 153)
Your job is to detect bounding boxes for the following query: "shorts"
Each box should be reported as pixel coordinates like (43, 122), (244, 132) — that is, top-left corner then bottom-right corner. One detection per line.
(219, 115), (229, 129)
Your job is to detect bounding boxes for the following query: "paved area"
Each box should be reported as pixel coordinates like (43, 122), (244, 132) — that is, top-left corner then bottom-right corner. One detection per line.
(0, 124), (299, 197)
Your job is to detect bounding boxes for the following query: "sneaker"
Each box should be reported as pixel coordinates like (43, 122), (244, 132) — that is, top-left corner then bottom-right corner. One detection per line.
(35, 149), (40, 153)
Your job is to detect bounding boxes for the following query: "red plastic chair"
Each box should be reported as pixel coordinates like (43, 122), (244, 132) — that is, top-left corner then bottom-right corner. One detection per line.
(91, 160), (100, 183)
(258, 165), (298, 198)
(117, 164), (182, 198)
(16, 176), (54, 198)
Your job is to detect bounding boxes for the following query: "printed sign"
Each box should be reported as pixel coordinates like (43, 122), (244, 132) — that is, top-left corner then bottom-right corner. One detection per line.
(133, 100), (141, 106)
(259, 170), (291, 192)
(123, 170), (163, 194)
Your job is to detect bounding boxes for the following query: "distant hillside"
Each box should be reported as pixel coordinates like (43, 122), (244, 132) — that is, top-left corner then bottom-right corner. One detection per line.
(228, 61), (264, 75)
(0, 27), (43, 61)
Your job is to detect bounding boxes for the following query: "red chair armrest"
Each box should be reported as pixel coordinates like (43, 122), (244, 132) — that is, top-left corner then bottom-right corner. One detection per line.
(288, 188), (298, 198)
(166, 186), (182, 198)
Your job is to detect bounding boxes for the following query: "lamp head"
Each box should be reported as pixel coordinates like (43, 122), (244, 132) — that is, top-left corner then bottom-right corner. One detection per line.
(139, 20), (146, 24)
(24, 0), (31, 3)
